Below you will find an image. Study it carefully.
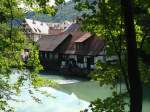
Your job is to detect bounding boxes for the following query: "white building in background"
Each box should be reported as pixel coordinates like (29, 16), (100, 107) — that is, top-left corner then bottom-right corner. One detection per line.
(22, 18), (74, 41)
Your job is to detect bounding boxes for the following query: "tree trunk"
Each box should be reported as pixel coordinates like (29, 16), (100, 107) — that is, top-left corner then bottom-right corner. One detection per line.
(121, 0), (143, 112)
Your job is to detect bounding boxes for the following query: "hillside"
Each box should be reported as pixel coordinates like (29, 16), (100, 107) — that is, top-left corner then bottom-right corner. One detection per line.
(32, 0), (82, 23)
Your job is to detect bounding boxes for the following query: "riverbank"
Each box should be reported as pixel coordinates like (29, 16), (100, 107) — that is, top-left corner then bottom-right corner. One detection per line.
(39, 70), (90, 84)
(40, 68), (91, 79)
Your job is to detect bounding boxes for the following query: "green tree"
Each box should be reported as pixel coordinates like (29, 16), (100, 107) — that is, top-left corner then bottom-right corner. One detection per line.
(121, 0), (142, 111)
(0, 0), (61, 111)
(74, 0), (150, 112)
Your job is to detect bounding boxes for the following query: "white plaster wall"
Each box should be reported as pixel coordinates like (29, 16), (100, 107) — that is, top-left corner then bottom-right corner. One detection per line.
(91, 65), (96, 69)
(68, 55), (77, 61)
(95, 56), (105, 63)
(84, 63), (87, 68)
(99, 48), (106, 55)
(106, 55), (118, 61)
(61, 61), (66, 68)
(33, 34), (41, 41)
(80, 64), (84, 69)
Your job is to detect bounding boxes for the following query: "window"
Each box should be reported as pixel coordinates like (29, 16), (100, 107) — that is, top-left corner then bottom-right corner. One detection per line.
(76, 43), (83, 50)
(77, 56), (84, 63)
(28, 29), (31, 32)
(49, 53), (53, 59)
(33, 27), (37, 32)
(41, 52), (45, 59)
(88, 57), (94, 65)
(37, 28), (41, 33)
(54, 54), (58, 59)
(46, 52), (49, 59)
(60, 54), (67, 61)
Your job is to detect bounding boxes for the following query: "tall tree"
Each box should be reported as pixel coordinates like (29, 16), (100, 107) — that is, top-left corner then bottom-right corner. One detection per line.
(0, 0), (61, 111)
(74, 0), (149, 111)
(121, 0), (142, 112)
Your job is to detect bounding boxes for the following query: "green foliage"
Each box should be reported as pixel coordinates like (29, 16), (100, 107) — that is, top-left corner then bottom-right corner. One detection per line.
(22, 0), (65, 16)
(0, 0), (62, 111)
(32, 76), (58, 87)
(138, 59), (150, 83)
(89, 93), (128, 112)
(90, 61), (120, 88)
(74, 0), (150, 111)
(0, 100), (14, 112)
(75, 0), (150, 84)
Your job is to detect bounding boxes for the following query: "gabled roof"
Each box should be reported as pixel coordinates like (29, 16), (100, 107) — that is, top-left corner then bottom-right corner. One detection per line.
(38, 30), (104, 55)
(63, 32), (104, 55)
(74, 32), (91, 43)
(87, 36), (104, 55)
(26, 18), (105, 55)
(64, 23), (80, 33)
(25, 19), (78, 35)
(64, 32), (89, 54)
(37, 33), (70, 52)
(25, 19), (49, 34)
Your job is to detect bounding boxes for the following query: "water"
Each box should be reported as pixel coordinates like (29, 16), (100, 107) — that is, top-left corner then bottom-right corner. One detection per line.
(8, 71), (150, 112)
(8, 87), (90, 112)
(41, 73), (150, 112)
(8, 71), (91, 112)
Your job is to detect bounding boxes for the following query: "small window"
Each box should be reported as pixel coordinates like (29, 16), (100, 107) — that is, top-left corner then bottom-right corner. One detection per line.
(49, 53), (53, 59)
(33, 27), (37, 32)
(45, 52), (48, 59)
(54, 54), (58, 59)
(77, 56), (84, 63)
(37, 28), (41, 33)
(60, 55), (67, 61)
(88, 57), (94, 65)
(76, 43), (83, 50)
(33, 20), (36, 24)
(28, 29), (32, 32)
(41, 52), (45, 59)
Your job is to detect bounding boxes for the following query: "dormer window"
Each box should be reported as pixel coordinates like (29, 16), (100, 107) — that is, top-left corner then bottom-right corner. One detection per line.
(37, 28), (41, 33)
(76, 43), (83, 50)
(28, 29), (31, 32)
(33, 20), (36, 24)
(33, 27), (37, 32)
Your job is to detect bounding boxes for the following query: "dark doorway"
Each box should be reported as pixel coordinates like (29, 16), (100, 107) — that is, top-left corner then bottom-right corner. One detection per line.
(87, 57), (94, 70)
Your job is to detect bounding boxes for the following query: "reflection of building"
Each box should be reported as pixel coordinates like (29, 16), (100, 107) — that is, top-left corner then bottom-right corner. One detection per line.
(22, 18), (106, 71)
